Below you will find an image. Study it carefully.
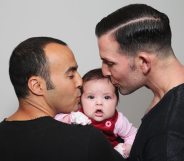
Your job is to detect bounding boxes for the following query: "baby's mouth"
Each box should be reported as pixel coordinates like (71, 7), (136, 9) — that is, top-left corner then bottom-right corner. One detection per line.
(95, 109), (103, 117)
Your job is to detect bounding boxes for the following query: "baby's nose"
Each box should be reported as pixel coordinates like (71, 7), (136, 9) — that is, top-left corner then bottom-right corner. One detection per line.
(96, 98), (103, 105)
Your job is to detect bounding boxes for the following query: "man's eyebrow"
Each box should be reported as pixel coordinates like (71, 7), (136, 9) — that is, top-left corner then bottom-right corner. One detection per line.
(65, 65), (78, 74)
(101, 58), (111, 62)
(101, 58), (107, 61)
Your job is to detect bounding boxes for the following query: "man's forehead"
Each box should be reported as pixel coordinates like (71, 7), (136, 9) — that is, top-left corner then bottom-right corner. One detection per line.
(44, 43), (74, 60)
(44, 43), (70, 55)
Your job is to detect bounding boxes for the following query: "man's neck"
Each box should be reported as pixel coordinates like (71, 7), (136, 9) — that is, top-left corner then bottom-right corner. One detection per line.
(146, 56), (184, 109)
(7, 96), (55, 121)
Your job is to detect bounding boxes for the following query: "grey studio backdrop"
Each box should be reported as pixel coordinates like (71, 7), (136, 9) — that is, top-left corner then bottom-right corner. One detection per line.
(0, 0), (183, 127)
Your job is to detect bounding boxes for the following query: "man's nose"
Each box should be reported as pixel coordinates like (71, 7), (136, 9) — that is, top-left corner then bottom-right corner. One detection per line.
(76, 72), (82, 89)
(102, 64), (111, 77)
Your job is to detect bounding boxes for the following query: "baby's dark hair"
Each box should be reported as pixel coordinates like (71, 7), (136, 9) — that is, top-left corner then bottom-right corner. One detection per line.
(82, 68), (119, 103)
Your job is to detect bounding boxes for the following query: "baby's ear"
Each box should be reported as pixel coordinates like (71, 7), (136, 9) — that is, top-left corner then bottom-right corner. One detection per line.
(27, 76), (46, 96)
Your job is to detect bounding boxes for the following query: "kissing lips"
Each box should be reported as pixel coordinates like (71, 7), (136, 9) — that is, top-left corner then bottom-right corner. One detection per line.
(110, 79), (120, 87)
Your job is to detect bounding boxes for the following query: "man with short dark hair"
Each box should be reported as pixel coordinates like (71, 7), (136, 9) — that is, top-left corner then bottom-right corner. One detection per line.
(0, 37), (124, 161)
(96, 4), (184, 161)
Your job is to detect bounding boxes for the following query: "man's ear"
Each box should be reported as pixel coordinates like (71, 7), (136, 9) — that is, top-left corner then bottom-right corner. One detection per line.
(27, 76), (46, 96)
(137, 52), (151, 75)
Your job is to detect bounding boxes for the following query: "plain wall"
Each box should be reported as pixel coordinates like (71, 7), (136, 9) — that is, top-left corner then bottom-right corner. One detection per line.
(0, 0), (183, 127)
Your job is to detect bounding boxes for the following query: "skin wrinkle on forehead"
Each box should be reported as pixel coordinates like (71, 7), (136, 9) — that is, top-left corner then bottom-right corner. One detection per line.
(108, 17), (160, 36)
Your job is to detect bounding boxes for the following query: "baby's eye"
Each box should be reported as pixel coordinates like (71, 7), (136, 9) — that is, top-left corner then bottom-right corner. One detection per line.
(104, 96), (111, 99)
(87, 95), (94, 99)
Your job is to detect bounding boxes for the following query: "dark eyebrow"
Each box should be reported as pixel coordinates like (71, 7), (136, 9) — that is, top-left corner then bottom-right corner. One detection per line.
(101, 58), (111, 63)
(101, 57), (110, 61)
(65, 65), (78, 74)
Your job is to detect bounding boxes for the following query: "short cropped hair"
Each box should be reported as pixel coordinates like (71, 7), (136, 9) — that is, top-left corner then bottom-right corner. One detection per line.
(9, 37), (67, 98)
(95, 4), (173, 57)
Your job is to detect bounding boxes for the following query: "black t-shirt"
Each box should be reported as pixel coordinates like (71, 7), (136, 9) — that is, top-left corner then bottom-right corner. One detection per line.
(0, 116), (124, 161)
(129, 83), (184, 161)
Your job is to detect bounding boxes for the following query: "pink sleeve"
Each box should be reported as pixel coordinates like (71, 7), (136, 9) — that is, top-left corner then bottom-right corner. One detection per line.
(55, 112), (91, 125)
(54, 113), (72, 124)
(114, 112), (137, 145)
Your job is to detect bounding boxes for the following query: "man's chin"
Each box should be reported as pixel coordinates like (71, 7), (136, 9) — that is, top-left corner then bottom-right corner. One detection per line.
(119, 86), (142, 95)
(119, 87), (133, 95)
(72, 104), (81, 112)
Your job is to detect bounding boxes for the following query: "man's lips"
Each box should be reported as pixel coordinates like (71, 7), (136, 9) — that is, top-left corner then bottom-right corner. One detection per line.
(76, 96), (81, 104)
(112, 82), (120, 87)
(110, 78), (119, 87)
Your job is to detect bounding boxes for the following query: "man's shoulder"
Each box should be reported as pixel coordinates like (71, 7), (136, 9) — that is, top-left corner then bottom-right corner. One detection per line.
(54, 118), (102, 136)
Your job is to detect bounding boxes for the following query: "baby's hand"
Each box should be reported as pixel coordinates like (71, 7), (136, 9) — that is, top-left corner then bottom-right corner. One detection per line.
(55, 113), (72, 124)
(114, 143), (131, 158)
(70, 111), (91, 125)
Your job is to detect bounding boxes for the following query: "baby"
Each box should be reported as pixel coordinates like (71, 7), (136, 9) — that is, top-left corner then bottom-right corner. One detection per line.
(55, 68), (137, 158)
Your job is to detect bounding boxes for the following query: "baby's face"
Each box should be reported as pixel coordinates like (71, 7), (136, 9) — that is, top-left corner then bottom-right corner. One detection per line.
(81, 78), (117, 122)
